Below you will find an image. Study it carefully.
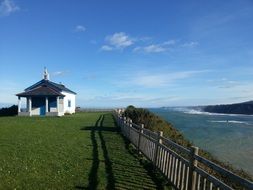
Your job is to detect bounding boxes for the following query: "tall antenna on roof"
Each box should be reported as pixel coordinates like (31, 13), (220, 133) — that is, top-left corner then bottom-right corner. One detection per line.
(43, 67), (50, 80)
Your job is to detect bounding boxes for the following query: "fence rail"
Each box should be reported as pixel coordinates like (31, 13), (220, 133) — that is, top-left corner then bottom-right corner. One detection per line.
(114, 112), (253, 190)
(77, 108), (114, 112)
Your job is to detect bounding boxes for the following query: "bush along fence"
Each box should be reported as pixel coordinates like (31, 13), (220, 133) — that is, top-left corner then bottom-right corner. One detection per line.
(114, 112), (253, 190)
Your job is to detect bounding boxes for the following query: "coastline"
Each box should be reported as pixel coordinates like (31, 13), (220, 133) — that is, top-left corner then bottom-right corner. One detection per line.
(150, 107), (253, 176)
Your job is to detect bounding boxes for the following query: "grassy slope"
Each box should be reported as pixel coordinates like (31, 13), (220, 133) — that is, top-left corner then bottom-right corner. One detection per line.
(0, 112), (169, 189)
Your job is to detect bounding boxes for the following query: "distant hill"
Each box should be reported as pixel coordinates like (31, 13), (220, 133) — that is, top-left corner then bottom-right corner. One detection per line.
(203, 101), (253, 115)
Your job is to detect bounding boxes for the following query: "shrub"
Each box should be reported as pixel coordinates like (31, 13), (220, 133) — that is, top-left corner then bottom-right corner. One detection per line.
(0, 105), (18, 116)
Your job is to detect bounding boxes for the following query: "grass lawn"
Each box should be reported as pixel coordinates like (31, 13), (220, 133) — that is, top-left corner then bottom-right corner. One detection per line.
(0, 112), (169, 189)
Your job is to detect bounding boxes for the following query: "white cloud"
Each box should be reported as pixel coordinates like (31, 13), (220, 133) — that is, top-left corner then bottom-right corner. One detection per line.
(0, 0), (19, 17)
(144, 44), (166, 53)
(101, 32), (134, 51)
(163, 40), (176, 45)
(207, 78), (240, 89)
(100, 45), (113, 51)
(74, 25), (86, 32)
(131, 70), (209, 87)
(133, 39), (176, 53)
(216, 82), (253, 102)
(101, 33), (197, 53)
(78, 93), (182, 107)
(134, 44), (167, 53)
(218, 80), (239, 89)
(51, 71), (67, 76)
(181, 41), (199, 48)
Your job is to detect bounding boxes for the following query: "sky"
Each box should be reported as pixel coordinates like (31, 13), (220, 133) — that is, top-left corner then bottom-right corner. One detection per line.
(0, 0), (253, 108)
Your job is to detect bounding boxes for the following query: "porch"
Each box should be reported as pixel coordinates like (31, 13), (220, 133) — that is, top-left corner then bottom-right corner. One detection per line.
(17, 96), (64, 116)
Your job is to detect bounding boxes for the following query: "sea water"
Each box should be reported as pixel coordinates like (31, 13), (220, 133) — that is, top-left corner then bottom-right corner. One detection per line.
(150, 107), (253, 176)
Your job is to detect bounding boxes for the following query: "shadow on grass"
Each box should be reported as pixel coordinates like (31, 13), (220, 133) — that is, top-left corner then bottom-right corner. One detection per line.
(76, 114), (169, 190)
(112, 116), (170, 190)
(79, 114), (116, 190)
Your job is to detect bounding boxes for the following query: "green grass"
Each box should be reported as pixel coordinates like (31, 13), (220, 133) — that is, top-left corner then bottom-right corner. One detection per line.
(0, 112), (169, 189)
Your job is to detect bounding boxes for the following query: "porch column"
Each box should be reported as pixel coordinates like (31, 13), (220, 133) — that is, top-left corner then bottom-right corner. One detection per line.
(18, 97), (21, 113)
(45, 97), (48, 113)
(28, 97), (32, 112)
(56, 97), (60, 113)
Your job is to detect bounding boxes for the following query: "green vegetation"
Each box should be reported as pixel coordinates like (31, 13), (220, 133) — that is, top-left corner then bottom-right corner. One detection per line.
(0, 105), (17, 116)
(0, 112), (170, 189)
(123, 106), (253, 187)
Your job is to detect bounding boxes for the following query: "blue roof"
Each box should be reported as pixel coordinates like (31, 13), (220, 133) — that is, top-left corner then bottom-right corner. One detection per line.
(25, 79), (77, 95)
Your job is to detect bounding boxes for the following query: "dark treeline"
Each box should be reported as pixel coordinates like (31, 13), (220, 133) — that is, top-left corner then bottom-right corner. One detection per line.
(0, 105), (18, 116)
(203, 101), (253, 115)
(122, 105), (253, 188)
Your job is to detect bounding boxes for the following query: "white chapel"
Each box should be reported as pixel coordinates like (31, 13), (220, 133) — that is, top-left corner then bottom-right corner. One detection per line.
(16, 68), (76, 116)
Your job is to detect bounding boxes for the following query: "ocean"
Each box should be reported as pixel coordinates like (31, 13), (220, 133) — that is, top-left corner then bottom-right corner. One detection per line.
(150, 107), (253, 176)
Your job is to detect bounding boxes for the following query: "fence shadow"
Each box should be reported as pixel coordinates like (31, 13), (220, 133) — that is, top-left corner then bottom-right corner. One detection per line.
(97, 115), (115, 190)
(112, 116), (169, 190)
(76, 114), (169, 190)
(79, 114), (116, 190)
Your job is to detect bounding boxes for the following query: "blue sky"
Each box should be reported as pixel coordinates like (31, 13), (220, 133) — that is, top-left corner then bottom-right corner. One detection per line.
(1, 0), (253, 107)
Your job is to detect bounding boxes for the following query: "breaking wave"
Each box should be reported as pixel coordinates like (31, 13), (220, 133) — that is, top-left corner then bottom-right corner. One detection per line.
(167, 107), (253, 117)
(208, 120), (250, 125)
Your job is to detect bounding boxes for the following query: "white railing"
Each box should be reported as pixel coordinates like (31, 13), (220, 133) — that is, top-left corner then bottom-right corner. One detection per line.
(114, 113), (253, 190)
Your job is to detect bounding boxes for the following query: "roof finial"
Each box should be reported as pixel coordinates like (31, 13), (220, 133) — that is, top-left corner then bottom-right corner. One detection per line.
(43, 67), (50, 80)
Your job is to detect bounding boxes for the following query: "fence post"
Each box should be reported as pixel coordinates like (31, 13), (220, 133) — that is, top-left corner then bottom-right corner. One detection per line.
(117, 113), (119, 125)
(121, 116), (123, 127)
(123, 117), (126, 126)
(118, 115), (120, 126)
(188, 146), (199, 190)
(129, 119), (132, 138)
(137, 124), (144, 154)
(119, 115), (122, 127)
(154, 131), (163, 170)
(118, 114), (121, 126)
(123, 117), (127, 136)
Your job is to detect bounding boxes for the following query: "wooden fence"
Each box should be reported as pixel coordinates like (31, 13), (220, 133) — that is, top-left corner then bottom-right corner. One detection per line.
(77, 108), (115, 112)
(114, 113), (253, 190)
